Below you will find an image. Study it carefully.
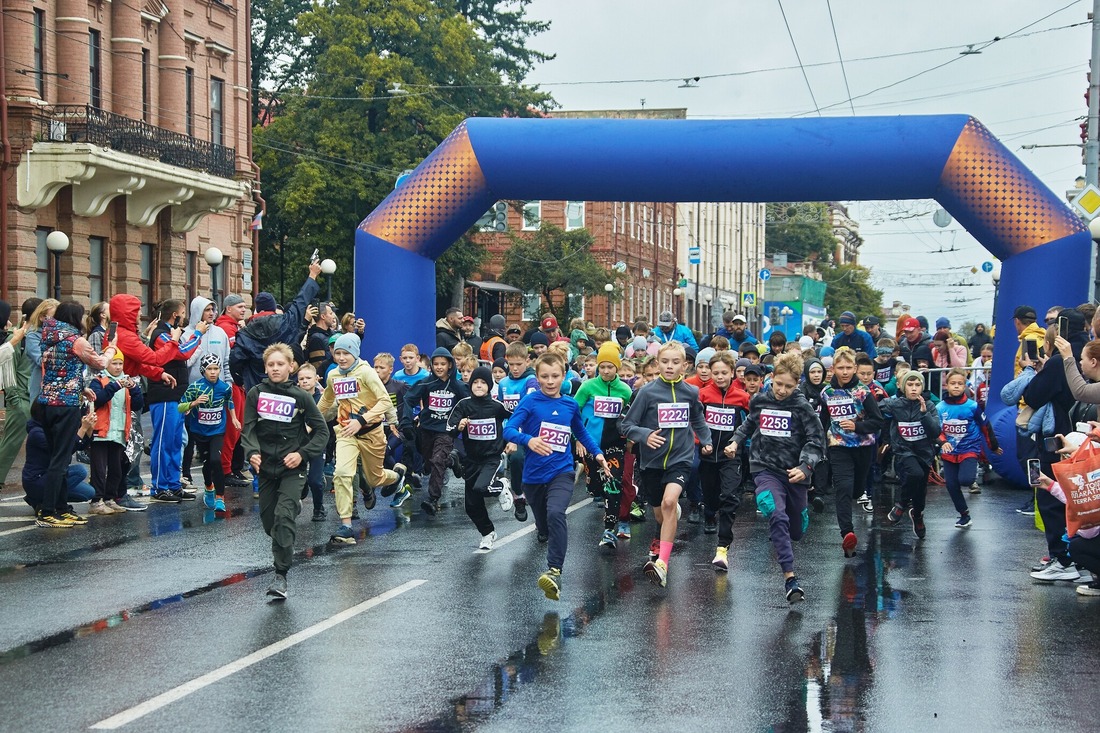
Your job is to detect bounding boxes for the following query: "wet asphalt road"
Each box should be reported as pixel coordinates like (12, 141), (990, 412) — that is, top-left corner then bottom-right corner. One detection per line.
(1, 469), (1099, 733)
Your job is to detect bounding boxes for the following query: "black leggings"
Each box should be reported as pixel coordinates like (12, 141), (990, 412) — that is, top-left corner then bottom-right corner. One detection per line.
(193, 433), (226, 495)
(1069, 534), (1100, 575)
(699, 459), (742, 546)
(585, 445), (626, 529)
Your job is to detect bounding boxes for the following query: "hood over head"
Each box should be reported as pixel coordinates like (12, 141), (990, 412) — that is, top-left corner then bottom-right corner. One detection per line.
(430, 346), (456, 370)
(189, 297), (214, 329)
(108, 294), (143, 331)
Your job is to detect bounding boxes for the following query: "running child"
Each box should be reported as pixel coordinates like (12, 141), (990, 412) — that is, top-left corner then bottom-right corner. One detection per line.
(374, 352), (415, 508)
(729, 353), (825, 603)
(882, 371), (941, 540)
(448, 366), (514, 550)
(405, 347), (469, 515)
(319, 334), (407, 543)
(800, 357), (829, 513)
(241, 344), (330, 599)
(620, 341), (712, 588)
(936, 367), (1001, 528)
(178, 354), (239, 512)
(574, 342), (633, 549)
(495, 340), (536, 521)
(296, 363), (327, 521)
(698, 351), (750, 570)
(503, 352), (608, 600)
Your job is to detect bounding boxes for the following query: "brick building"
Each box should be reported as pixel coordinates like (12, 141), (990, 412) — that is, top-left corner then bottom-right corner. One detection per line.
(0, 0), (257, 313)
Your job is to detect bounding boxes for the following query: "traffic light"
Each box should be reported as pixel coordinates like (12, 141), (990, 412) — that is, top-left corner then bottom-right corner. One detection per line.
(475, 201), (509, 232)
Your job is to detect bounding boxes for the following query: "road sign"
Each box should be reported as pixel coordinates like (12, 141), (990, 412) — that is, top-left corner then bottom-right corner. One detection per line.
(773, 253), (788, 268)
(742, 292), (756, 308)
(688, 246), (700, 265)
(1070, 183), (1100, 219)
(759, 269), (771, 281)
(981, 261), (993, 273)
(394, 169), (414, 188)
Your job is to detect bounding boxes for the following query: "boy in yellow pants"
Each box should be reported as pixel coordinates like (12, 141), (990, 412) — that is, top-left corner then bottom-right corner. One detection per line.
(318, 333), (406, 544)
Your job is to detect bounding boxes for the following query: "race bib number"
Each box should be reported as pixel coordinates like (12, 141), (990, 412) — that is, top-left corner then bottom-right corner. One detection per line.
(332, 377), (358, 401)
(827, 395), (858, 422)
(898, 421), (926, 442)
(501, 392), (520, 411)
(593, 396), (624, 419)
(943, 419), (968, 438)
(196, 406), (223, 427)
(467, 418), (498, 441)
(538, 422), (571, 453)
(657, 402), (690, 429)
(257, 392), (296, 423)
(759, 409), (793, 438)
(428, 391), (454, 412)
(705, 406), (738, 431)
(875, 364), (893, 383)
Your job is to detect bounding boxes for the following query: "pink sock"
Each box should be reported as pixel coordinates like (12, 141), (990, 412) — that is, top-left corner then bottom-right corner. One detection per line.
(658, 540), (673, 565)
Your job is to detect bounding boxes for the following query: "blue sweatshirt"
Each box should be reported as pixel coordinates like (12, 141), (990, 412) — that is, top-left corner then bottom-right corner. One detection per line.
(503, 390), (602, 483)
(179, 377), (234, 436)
(495, 367), (537, 412)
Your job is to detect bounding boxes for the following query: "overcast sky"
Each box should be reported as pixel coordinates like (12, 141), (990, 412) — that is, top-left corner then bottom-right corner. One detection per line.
(523, 0), (1093, 326)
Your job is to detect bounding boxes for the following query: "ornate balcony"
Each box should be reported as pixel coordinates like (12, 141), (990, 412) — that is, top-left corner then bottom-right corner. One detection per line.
(16, 105), (248, 232)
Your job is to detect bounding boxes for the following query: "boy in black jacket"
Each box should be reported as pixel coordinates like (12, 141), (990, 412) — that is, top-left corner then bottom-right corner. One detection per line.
(448, 366), (514, 550)
(882, 371), (942, 540)
(405, 347), (470, 515)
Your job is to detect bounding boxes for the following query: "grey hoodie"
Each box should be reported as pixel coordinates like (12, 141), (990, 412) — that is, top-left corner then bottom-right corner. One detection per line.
(184, 296), (231, 384)
(621, 377), (710, 471)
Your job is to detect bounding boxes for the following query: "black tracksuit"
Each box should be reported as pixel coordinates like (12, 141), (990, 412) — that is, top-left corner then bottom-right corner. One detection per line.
(448, 395), (512, 536)
(881, 396), (940, 515)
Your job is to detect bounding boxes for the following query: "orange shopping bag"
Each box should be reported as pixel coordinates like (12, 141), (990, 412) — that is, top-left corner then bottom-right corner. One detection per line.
(1050, 438), (1100, 537)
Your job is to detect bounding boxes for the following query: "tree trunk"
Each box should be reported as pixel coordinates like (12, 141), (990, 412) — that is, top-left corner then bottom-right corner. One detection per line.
(450, 275), (465, 309)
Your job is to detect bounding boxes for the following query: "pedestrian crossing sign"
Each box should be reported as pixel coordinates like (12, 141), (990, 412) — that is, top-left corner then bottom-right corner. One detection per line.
(742, 292), (756, 308)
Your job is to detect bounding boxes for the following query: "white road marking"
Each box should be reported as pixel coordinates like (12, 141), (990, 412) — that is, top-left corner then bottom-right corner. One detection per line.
(0, 524), (36, 537)
(476, 497), (593, 553)
(89, 578), (427, 730)
(0, 515), (35, 523)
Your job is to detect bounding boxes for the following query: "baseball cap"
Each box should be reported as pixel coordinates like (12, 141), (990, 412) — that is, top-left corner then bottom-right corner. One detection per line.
(862, 315), (880, 327)
(1013, 305), (1037, 321)
(901, 316), (920, 332)
(657, 310), (675, 327)
(743, 364), (765, 377)
(730, 314), (747, 324)
(540, 315), (558, 331)
(506, 325), (521, 335)
(462, 315), (474, 323)
(223, 294), (245, 309)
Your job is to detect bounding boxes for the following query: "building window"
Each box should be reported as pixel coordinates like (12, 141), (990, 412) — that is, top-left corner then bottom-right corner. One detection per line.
(629, 203), (636, 239)
(522, 293), (541, 322)
(33, 9), (45, 97)
(185, 68), (194, 136)
(210, 77), (224, 145)
(522, 201), (541, 231)
(140, 243), (155, 320)
(141, 49), (150, 122)
(35, 228), (51, 298)
(89, 29), (102, 108)
(185, 251), (196, 305)
(89, 237), (105, 304)
(566, 201), (584, 231)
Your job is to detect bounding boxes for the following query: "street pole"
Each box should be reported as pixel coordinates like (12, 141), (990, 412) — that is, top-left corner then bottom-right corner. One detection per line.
(53, 251), (61, 301)
(1088, 0), (1100, 301)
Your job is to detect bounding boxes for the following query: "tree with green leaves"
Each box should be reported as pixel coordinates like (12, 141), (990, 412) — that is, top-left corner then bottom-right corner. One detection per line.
(501, 224), (616, 327)
(765, 202), (836, 264)
(251, 0), (314, 126)
(251, 0), (553, 307)
(818, 263), (884, 321)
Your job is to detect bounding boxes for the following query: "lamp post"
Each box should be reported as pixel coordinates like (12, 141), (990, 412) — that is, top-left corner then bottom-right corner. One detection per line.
(704, 294), (713, 332)
(45, 230), (69, 301)
(321, 259), (337, 303)
(604, 282), (614, 329)
(673, 287), (682, 321)
(204, 247), (223, 308)
(990, 262), (1002, 327)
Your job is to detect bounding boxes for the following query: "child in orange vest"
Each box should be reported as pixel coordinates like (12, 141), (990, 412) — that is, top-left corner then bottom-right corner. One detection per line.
(88, 348), (145, 514)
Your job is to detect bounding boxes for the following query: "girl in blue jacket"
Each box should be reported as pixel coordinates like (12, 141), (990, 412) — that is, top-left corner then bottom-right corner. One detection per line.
(937, 368), (1000, 529)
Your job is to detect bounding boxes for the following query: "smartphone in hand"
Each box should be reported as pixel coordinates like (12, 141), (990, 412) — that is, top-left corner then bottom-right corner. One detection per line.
(1024, 340), (1038, 361)
(1042, 436), (1062, 453)
(1027, 458), (1042, 487)
(1058, 316), (1070, 341)
(107, 320), (117, 344)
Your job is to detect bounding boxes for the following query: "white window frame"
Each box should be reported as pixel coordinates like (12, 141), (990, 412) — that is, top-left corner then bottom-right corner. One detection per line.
(522, 201), (541, 231)
(566, 201), (585, 231)
(522, 293), (541, 322)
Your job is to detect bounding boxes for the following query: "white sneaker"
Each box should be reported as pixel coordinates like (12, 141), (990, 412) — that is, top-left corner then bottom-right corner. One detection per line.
(478, 531), (497, 551)
(498, 485), (514, 513)
(1076, 582), (1100, 596)
(1030, 560), (1081, 582)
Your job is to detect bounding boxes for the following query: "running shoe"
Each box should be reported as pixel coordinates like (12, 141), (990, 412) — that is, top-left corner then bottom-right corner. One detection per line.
(514, 496), (528, 522)
(381, 463), (407, 498)
(842, 531), (858, 558)
(599, 528), (617, 550)
(969, 483), (982, 494)
(214, 497), (226, 513)
(170, 489), (196, 501)
(687, 504), (702, 524)
(497, 485), (514, 513)
(203, 490), (216, 509)
(909, 508), (926, 539)
(648, 538), (660, 561)
(629, 501), (646, 521)
(478, 531), (497, 551)
(862, 499), (874, 514)
(538, 567), (562, 600)
(1031, 556), (1053, 572)
(311, 507), (326, 522)
(537, 532), (548, 544)
(886, 504), (904, 525)
(1075, 581), (1100, 596)
(115, 495), (147, 512)
(1030, 560), (1080, 582)
(180, 475), (194, 489)
(151, 491), (182, 503)
(811, 495), (825, 513)
(421, 499), (439, 516)
(223, 473), (249, 488)
(266, 574), (288, 600)
(449, 449), (463, 479)
(703, 515), (718, 534)
(35, 512), (74, 528)
(331, 525), (357, 545)
(712, 546), (729, 572)
(616, 521), (631, 539)
(644, 558), (668, 587)
(103, 500), (127, 513)
(955, 513), (972, 530)
(60, 510), (88, 525)
(362, 486), (377, 511)
(88, 500), (113, 515)
(856, 493), (870, 507)
(785, 576), (805, 604)
(389, 487), (412, 508)
(407, 473), (422, 489)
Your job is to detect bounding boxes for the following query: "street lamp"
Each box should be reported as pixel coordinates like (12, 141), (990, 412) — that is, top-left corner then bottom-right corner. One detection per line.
(990, 262), (1002, 327)
(45, 230), (69, 301)
(204, 247), (223, 308)
(321, 259), (337, 303)
(672, 287), (682, 321)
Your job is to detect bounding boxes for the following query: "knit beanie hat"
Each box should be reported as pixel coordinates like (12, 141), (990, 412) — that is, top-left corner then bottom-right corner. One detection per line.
(255, 292), (277, 313)
(469, 365), (494, 392)
(199, 353), (221, 371)
(333, 332), (361, 356)
(902, 370), (925, 389)
(615, 325), (633, 342)
(695, 347), (716, 367)
(596, 341), (622, 368)
(492, 358), (507, 371)
(530, 332), (550, 347)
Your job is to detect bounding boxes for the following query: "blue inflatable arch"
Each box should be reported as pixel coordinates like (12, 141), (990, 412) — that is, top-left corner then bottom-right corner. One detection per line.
(355, 115), (1090, 483)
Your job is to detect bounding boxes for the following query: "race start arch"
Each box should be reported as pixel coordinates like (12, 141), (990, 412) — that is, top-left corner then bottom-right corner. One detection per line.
(355, 115), (1091, 484)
